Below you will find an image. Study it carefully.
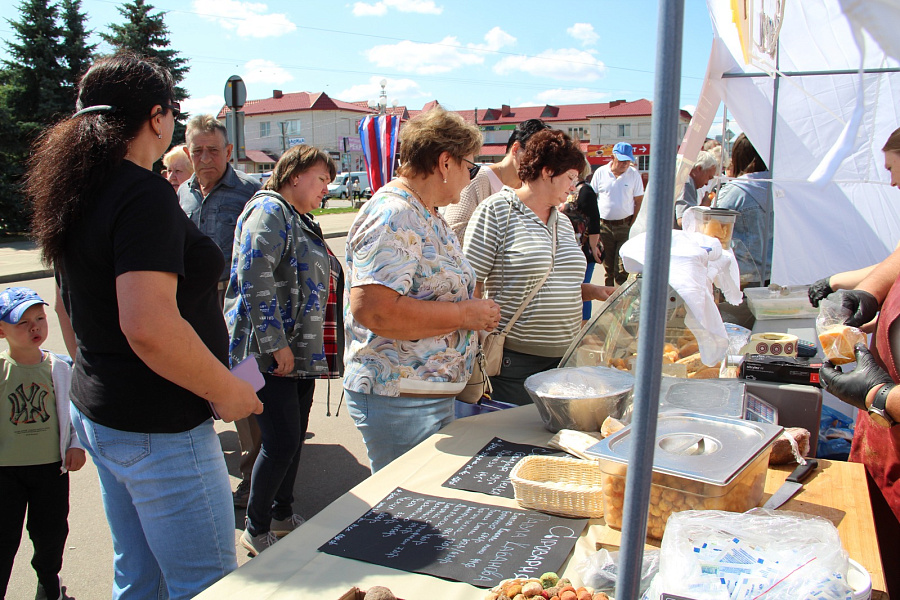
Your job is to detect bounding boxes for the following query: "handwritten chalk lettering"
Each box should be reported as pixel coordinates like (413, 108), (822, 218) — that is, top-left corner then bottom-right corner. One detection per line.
(319, 488), (587, 589)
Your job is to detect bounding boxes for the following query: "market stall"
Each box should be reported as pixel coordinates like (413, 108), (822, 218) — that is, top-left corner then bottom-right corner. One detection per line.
(195, 404), (885, 600)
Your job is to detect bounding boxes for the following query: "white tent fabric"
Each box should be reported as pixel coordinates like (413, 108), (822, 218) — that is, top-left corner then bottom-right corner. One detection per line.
(689, 0), (900, 286)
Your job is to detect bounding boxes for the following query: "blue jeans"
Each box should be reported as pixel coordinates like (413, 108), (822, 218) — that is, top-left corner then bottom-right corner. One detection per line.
(246, 375), (314, 536)
(70, 404), (236, 600)
(344, 390), (454, 473)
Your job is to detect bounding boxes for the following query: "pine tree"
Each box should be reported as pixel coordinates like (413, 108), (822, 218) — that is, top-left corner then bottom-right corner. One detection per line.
(0, 0), (70, 234)
(2, 0), (69, 127)
(101, 0), (189, 102)
(59, 0), (96, 105)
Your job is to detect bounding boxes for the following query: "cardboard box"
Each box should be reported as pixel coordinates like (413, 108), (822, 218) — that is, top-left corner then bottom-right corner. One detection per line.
(739, 354), (823, 387)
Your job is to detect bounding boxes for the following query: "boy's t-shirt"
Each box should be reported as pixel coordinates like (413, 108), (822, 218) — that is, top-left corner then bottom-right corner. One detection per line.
(0, 351), (60, 466)
(57, 160), (227, 434)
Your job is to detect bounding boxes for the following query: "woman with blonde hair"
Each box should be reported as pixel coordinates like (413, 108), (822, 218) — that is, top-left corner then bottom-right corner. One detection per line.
(161, 144), (193, 190)
(344, 107), (501, 472)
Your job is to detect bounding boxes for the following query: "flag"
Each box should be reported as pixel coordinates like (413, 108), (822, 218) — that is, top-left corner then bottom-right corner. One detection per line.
(359, 114), (401, 195)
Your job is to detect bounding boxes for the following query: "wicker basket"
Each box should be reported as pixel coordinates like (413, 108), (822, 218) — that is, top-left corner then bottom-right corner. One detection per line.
(509, 455), (604, 518)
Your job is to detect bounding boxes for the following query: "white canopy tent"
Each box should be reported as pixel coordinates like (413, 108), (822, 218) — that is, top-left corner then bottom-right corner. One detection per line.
(683, 0), (900, 286)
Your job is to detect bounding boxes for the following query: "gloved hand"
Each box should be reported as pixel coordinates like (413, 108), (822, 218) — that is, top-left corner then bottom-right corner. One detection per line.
(833, 289), (880, 327)
(807, 277), (833, 307)
(820, 344), (893, 411)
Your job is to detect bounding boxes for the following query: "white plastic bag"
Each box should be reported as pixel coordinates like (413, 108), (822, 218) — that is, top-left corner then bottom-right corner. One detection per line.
(578, 548), (659, 595)
(647, 508), (854, 600)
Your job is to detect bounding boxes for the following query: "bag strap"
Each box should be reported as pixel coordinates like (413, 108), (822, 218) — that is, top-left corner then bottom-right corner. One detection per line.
(499, 211), (557, 336)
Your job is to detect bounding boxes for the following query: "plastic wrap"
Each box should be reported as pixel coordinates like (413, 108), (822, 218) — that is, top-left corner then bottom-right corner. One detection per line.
(816, 296), (867, 365)
(645, 508), (855, 600)
(524, 366), (634, 433)
(578, 548), (659, 595)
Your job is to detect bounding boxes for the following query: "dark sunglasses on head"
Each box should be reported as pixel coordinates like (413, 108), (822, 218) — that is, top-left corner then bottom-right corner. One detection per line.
(462, 158), (480, 180)
(163, 101), (181, 118)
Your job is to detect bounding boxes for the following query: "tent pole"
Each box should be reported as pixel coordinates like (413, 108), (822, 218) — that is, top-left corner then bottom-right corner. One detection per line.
(614, 0), (683, 597)
(759, 43), (780, 288)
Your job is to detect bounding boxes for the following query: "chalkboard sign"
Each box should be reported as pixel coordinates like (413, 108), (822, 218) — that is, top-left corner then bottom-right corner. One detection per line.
(319, 488), (587, 588)
(442, 437), (559, 498)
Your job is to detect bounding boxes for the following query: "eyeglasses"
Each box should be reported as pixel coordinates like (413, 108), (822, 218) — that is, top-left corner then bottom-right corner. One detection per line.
(163, 101), (181, 118)
(462, 158), (480, 180)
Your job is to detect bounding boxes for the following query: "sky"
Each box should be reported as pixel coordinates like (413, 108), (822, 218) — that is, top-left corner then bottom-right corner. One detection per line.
(0, 0), (725, 129)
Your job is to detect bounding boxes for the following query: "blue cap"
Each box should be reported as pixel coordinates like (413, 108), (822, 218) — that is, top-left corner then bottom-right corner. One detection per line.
(0, 287), (48, 324)
(612, 142), (636, 163)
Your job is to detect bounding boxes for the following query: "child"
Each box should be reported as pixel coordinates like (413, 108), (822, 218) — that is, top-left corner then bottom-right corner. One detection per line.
(0, 287), (85, 600)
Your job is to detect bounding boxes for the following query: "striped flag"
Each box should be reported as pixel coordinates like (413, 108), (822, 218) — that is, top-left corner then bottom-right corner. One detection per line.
(358, 114), (400, 195)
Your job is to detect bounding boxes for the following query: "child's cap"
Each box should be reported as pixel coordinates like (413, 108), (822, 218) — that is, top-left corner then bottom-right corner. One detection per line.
(0, 287), (48, 324)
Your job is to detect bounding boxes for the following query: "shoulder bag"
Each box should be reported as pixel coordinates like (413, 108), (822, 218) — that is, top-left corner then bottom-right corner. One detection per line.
(459, 201), (557, 403)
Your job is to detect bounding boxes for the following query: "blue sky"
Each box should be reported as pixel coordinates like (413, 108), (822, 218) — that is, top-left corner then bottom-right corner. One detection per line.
(1, 0), (720, 125)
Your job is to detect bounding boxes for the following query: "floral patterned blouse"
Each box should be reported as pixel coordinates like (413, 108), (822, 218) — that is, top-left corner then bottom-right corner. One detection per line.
(343, 186), (476, 397)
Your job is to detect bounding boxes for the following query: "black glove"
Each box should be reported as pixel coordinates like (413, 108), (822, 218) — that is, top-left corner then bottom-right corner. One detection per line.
(820, 344), (893, 411)
(833, 289), (880, 327)
(807, 277), (833, 307)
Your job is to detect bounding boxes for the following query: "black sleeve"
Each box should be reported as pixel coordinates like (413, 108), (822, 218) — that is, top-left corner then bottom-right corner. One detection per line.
(576, 184), (601, 235)
(113, 174), (189, 278)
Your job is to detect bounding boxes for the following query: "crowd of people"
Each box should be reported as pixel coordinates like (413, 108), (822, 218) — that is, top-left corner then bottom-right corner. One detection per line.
(3, 50), (900, 599)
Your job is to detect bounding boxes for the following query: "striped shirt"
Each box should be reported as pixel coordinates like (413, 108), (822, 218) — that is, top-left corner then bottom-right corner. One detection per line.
(463, 187), (586, 357)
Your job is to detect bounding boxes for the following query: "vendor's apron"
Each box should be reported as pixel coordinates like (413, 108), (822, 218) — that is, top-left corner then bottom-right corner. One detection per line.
(850, 278), (900, 523)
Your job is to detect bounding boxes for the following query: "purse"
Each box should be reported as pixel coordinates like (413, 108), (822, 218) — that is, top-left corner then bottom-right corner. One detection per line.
(458, 203), (558, 403)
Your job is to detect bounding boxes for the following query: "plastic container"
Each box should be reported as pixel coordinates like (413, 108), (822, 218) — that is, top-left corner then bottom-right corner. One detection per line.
(524, 366), (634, 433)
(695, 207), (739, 248)
(744, 284), (820, 320)
(657, 378), (746, 418)
(586, 413), (783, 539)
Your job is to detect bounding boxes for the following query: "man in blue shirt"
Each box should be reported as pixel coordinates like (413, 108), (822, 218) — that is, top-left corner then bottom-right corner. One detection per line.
(178, 114), (262, 508)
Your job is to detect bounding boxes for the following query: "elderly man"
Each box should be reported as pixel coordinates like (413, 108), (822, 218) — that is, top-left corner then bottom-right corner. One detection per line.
(590, 142), (645, 287)
(178, 114), (262, 509)
(674, 150), (718, 228)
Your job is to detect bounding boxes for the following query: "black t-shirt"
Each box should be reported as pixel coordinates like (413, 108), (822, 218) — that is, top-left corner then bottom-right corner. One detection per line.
(58, 160), (227, 433)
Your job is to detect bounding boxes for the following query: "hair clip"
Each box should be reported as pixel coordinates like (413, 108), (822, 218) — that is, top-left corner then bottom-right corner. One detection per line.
(72, 105), (117, 118)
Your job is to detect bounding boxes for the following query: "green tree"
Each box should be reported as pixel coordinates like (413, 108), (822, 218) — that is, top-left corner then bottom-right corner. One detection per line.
(59, 0), (96, 105)
(0, 0), (70, 234)
(101, 0), (189, 102)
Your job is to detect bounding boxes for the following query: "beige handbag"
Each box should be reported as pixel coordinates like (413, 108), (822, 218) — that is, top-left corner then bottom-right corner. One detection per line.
(458, 205), (557, 403)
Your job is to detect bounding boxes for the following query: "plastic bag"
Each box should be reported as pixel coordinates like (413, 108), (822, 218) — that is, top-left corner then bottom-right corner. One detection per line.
(816, 296), (867, 365)
(578, 548), (659, 595)
(816, 405), (855, 461)
(645, 508), (854, 600)
(721, 322), (751, 377)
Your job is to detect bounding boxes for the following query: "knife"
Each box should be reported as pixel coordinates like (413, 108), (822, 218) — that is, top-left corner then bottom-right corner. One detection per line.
(763, 459), (818, 509)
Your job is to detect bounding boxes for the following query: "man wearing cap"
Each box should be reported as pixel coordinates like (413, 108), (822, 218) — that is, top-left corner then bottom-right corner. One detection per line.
(590, 142), (645, 286)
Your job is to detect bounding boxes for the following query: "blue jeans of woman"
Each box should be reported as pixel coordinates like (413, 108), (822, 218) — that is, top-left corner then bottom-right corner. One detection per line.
(246, 374), (315, 536)
(344, 389), (454, 473)
(70, 404), (236, 600)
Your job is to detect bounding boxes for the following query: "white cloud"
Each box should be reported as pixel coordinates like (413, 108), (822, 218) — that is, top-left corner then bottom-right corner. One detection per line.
(337, 76), (429, 102)
(242, 59), (294, 84)
(494, 48), (606, 80)
(365, 36), (483, 74)
(682, 104), (696, 116)
(535, 88), (609, 105)
(192, 0), (296, 38)
(352, 0), (442, 16)
(468, 26), (516, 52)
(567, 23), (599, 46)
(182, 94), (226, 117)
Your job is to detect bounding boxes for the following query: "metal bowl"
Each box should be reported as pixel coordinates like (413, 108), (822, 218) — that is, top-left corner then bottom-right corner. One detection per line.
(524, 366), (634, 432)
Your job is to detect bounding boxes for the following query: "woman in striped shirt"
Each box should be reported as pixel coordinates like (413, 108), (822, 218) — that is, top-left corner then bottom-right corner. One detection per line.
(463, 130), (614, 405)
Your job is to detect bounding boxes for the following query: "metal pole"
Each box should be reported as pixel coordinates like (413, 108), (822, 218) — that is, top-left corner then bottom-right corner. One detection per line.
(759, 43), (780, 288)
(615, 0), (683, 598)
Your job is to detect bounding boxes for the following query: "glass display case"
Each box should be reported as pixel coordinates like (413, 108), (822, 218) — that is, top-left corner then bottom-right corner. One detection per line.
(559, 275), (722, 379)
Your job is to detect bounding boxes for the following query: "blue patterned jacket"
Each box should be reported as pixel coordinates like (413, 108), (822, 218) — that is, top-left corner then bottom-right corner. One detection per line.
(224, 191), (343, 377)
